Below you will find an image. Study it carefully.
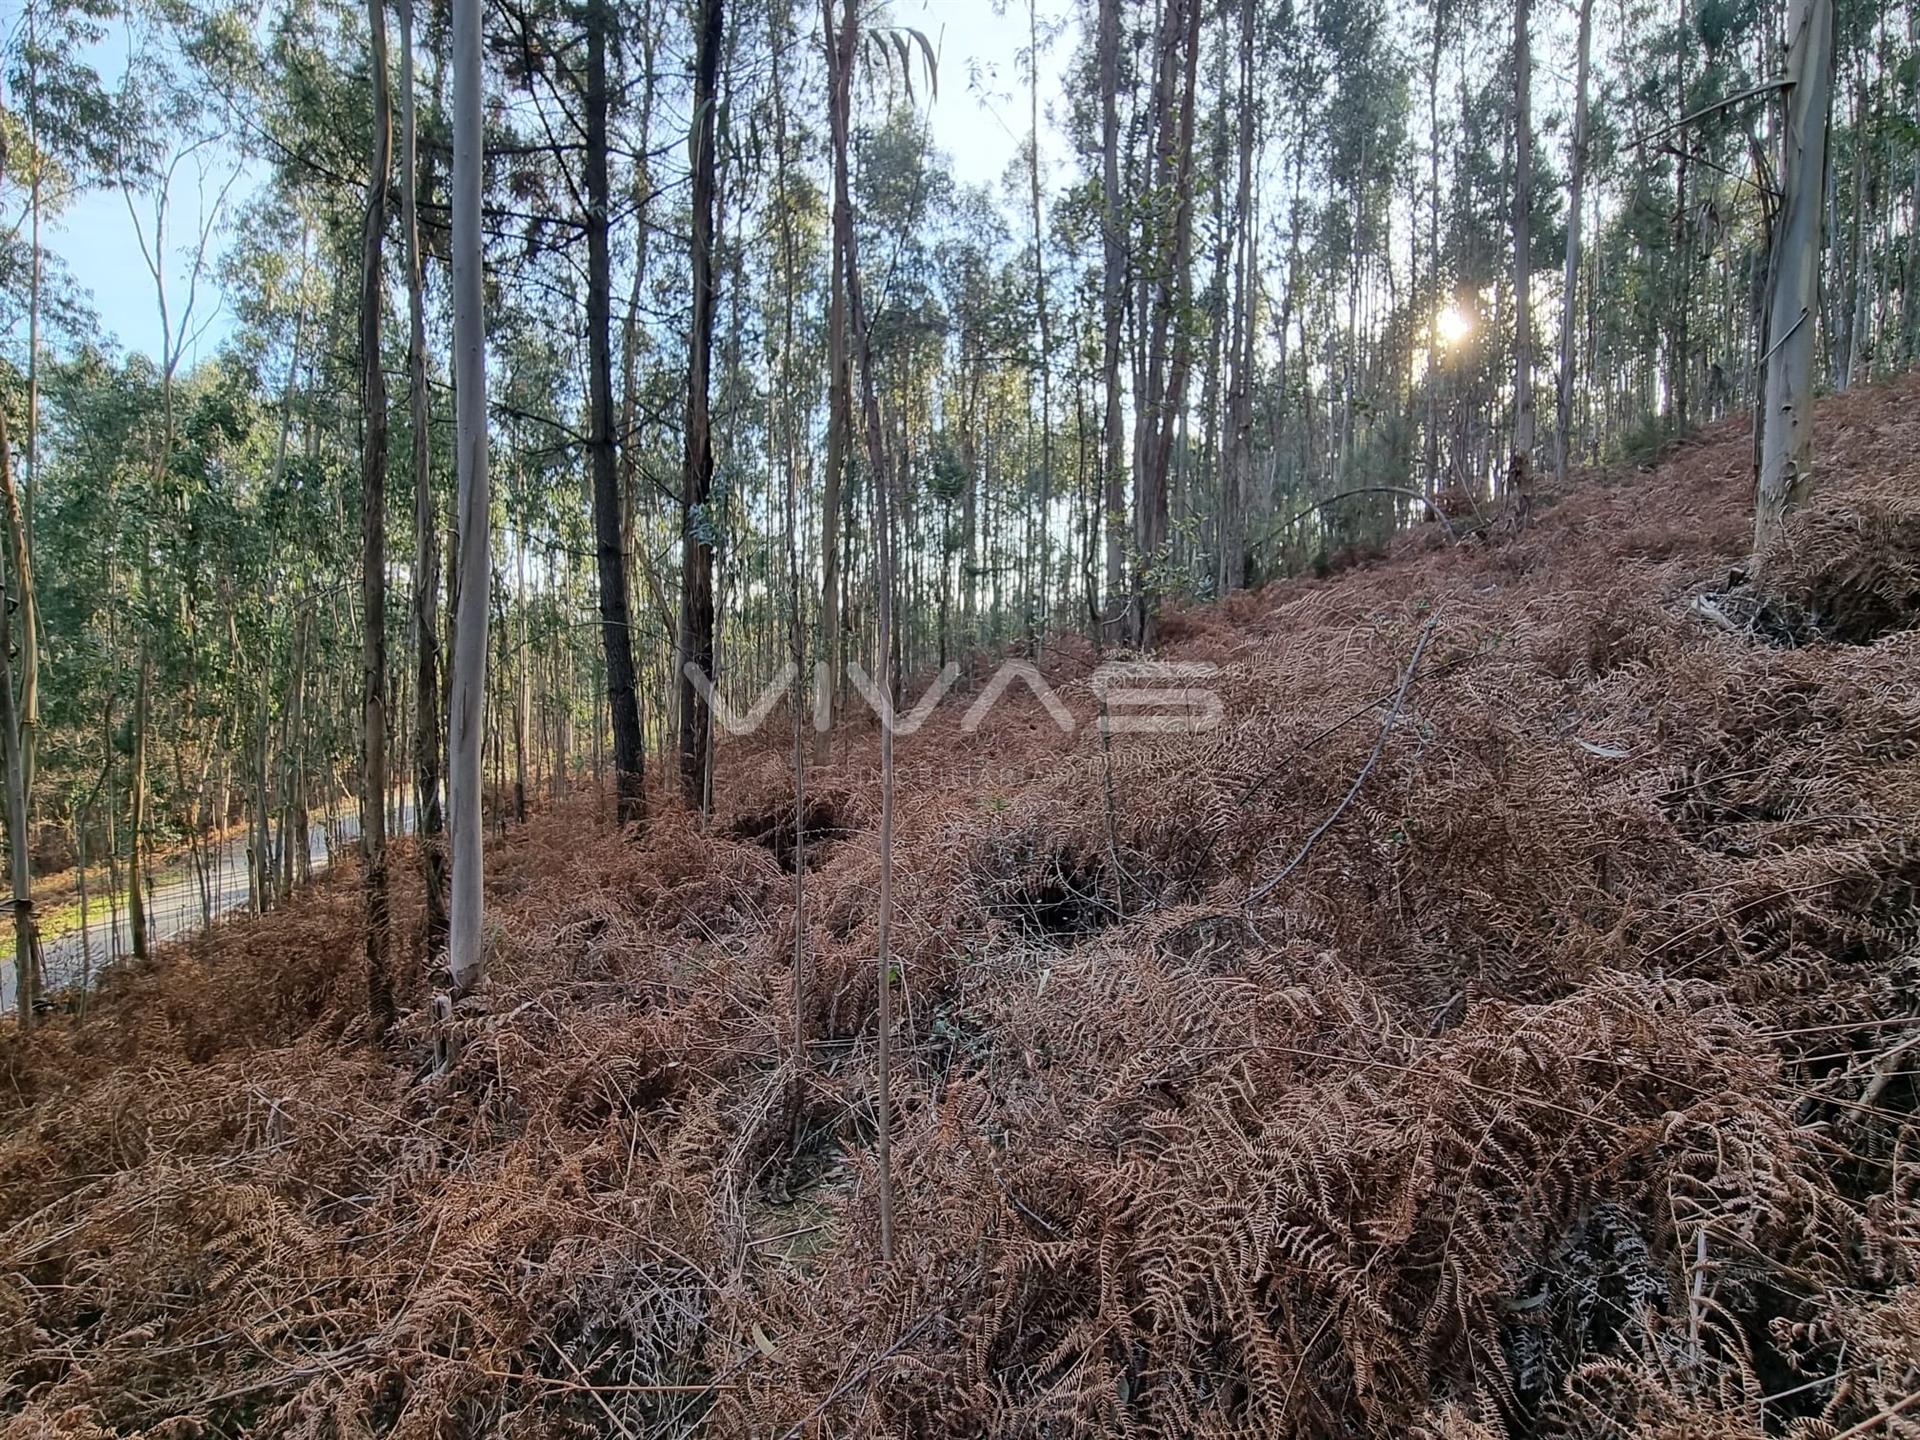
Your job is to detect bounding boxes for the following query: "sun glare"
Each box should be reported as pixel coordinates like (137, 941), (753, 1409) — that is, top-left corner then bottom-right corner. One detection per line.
(1435, 304), (1475, 347)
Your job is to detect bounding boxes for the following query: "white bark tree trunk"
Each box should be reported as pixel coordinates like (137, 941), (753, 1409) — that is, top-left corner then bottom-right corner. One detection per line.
(447, 0), (491, 997)
(1754, 0), (1835, 567)
(1097, 0), (1125, 629)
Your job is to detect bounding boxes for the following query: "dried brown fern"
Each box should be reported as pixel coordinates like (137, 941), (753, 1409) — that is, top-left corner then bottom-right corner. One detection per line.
(3, 378), (1920, 1437)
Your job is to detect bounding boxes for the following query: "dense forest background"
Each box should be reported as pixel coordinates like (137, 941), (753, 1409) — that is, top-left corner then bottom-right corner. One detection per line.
(0, 0), (1912, 997)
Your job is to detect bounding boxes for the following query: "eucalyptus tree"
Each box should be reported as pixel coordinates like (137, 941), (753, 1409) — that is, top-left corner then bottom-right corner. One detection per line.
(677, 0), (723, 811)
(767, 0), (810, 1061)
(1094, 0), (1126, 632)
(357, 0), (394, 1036)
(33, 351), (149, 981)
(1754, 0), (1837, 565)
(826, 0), (894, 1255)
(2, 0), (114, 929)
(1025, 0), (1056, 642)
(932, 189), (1014, 646)
(0, 0), (114, 1018)
(1131, 0), (1203, 649)
(107, 0), (247, 962)
(1216, 0), (1257, 595)
(821, 0), (897, 1255)
(1508, 0), (1534, 521)
(397, 0), (447, 952)
(0, 408), (38, 1020)
(447, 0), (489, 998)
(584, 0), (646, 829)
(814, 67), (850, 765)
(1554, 0), (1595, 489)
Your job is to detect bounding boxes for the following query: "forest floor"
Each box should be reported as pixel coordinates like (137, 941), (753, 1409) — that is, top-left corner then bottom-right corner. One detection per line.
(4, 377), (1920, 1439)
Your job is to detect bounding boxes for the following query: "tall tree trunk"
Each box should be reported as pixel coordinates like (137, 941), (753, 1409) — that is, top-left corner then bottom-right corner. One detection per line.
(25, 0), (41, 561)
(398, 0), (447, 955)
(1028, 0), (1054, 642)
(0, 71), (39, 998)
(1097, 0), (1125, 635)
(586, 0), (648, 829)
(1754, 0), (1836, 566)
(1199, 18), (1230, 582)
(1907, 1), (1919, 364)
(76, 810), (91, 1008)
(1219, 0), (1256, 596)
(0, 411), (37, 1023)
(1554, 0), (1594, 489)
(268, 239), (311, 908)
(1425, 12), (1442, 497)
(826, 0), (896, 1257)
(1670, 0), (1692, 429)
(511, 528), (528, 822)
(772, 0), (807, 1064)
(128, 644), (150, 961)
(17, 40), (41, 800)
(1130, 0), (1172, 644)
(447, 0), (490, 998)
(1136, 0), (1201, 648)
(232, 599), (269, 913)
(617, 0), (664, 709)
(1508, 0), (1536, 523)
(676, 0), (723, 808)
(252, 672), (273, 912)
(1841, 62), (1869, 388)
(361, 0), (395, 1038)
(282, 610), (309, 898)
(815, 196), (849, 762)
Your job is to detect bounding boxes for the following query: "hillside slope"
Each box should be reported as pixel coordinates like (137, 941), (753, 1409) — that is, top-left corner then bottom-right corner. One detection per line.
(4, 378), (1920, 1438)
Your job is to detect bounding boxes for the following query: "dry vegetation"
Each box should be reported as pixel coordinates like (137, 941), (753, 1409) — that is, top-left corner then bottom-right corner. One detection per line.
(5, 378), (1920, 1438)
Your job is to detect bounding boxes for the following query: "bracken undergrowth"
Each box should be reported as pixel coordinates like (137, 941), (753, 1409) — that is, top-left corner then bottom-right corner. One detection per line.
(3, 378), (1920, 1438)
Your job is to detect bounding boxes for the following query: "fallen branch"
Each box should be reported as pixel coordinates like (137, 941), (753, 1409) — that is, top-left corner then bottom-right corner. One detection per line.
(779, 1306), (946, 1440)
(1632, 75), (1790, 148)
(1859, 1031), (1920, 1109)
(1234, 687), (1402, 809)
(548, 1338), (640, 1438)
(1246, 611), (1442, 905)
(1690, 593), (1742, 634)
(1829, 1387), (1920, 1440)
(1248, 486), (1457, 557)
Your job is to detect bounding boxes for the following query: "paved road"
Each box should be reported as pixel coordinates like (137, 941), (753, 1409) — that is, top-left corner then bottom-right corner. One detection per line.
(3, 803), (412, 1014)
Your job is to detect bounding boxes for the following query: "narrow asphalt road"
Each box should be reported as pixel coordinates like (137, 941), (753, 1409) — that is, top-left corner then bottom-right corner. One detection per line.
(4, 804), (412, 1014)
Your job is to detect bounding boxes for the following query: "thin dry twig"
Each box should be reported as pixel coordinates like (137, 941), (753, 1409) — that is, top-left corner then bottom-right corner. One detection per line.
(1247, 610), (1442, 904)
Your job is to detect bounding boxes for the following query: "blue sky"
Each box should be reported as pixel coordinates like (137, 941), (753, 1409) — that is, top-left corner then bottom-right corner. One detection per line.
(42, 0), (1074, 365)
(51, 162), (259, 365)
